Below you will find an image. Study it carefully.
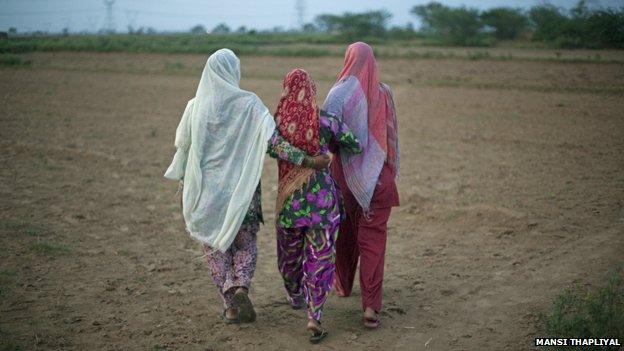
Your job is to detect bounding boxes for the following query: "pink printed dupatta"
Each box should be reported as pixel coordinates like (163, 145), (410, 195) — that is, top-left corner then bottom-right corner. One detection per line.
(326, 42), (399, 209)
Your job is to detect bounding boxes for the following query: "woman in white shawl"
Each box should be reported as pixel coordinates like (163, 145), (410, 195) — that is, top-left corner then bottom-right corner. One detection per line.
(164, 49), (329, 323)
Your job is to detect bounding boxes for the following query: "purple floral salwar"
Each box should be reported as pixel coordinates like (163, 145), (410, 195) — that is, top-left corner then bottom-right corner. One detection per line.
(276, 222), (339, 321)
(275, 111), (361, 322)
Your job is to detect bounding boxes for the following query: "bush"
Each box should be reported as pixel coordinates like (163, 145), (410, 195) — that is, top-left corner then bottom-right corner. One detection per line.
(481, 7), (528, 40)
(529, 4), (569, 41)
(315, 10), (392, 41)
(411, 2), (484, 46)
(542, 268), (624, 350)
(583, 9), (624, 48)
(529, 1), (624, 49)
(0, 54), (31, 66)
(0, 33), (347, 55)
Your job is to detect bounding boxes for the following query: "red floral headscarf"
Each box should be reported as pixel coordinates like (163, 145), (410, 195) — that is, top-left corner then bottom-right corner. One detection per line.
(274, 68), (320, 211)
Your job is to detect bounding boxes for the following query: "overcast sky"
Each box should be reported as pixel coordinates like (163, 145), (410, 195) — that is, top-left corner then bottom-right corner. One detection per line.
(0, 0), (621, 33)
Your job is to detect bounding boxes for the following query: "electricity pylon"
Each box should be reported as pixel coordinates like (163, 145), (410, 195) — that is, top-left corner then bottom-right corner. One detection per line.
(103, 0), (115, 33)
(296, 0), (305, 29)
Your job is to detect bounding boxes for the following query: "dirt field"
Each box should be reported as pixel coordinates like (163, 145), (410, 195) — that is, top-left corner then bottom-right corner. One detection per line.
(1, 51), (623, 350)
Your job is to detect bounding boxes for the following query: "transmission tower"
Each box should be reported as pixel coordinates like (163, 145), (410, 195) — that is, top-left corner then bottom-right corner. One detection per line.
(296, 0), (305, 29)
(103, 0), (115, 33)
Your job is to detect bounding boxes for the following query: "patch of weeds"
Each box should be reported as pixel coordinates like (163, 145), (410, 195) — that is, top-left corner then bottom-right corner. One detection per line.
(0, 54), (31, 66)
(0, 269), (18, 283)
(87, 130), (105, 140)
(0, 339), (23, 351)
(403, 50), (448, 60)
(584, 54), (602, 62)
(425, 78), (463, 88)
(0, 220), (44, 237)
(28, 241), (70, 256)
(539, 267), (624, 350)
(564, 181), (575, 192)
(0, 269), (18, 296)
(25, 226), (42, 237)
(466, 51), (491, 60)
(0, 220), (23, 231)
(42, 159), (63, 171)
(149, 127), (157, 138)
(0, 269), (17, 278)
(265, 46), (331, 57)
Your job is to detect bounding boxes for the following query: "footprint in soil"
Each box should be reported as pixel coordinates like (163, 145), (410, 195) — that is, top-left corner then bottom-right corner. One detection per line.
(422, 248), (436, 256)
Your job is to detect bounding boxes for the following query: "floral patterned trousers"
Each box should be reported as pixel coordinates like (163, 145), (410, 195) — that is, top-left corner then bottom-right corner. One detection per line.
(276, 222), (338, 322)
(203, 223), (259, 309)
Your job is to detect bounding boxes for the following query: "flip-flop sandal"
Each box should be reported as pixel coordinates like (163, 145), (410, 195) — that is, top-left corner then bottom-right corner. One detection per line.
(234, 290), (256, 323)
(363, 315), (381, 329)
(221, 309), (239, 324)
(308, 324), (328, 344)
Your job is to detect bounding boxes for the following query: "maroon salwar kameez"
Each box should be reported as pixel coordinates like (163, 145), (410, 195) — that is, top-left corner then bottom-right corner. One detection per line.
(332, 161), (399, 312)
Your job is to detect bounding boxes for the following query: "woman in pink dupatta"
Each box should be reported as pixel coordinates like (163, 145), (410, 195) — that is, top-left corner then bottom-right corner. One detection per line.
(322, 42), (399, 328)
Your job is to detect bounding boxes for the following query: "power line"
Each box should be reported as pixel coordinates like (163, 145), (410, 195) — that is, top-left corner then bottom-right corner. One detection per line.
(0, 9), (100, 16)
(0, 8), (291, 19)
(120, 8), (292, 19)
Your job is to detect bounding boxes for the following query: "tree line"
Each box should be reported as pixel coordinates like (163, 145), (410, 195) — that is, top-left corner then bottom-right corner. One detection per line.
(305, 1), (622, 49)
(412, 1), (623, 48)
(6, 1), (621, 49)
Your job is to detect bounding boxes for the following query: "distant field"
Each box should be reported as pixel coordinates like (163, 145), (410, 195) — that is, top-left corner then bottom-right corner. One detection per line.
(2, 34), (624, 63)
(1, 49), (623, 350)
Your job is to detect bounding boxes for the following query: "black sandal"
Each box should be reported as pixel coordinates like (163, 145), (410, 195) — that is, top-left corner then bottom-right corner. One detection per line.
(308, 321), (328, 344)
(234, 289), (256, 323)
(221, 309), (239, 324)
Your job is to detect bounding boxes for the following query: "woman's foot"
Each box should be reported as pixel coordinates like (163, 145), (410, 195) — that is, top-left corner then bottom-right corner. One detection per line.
(221, 307), (239, 324)
(363, 307), (380, 329)
(289, 295), (305, 310)
(233, 287), (256, 323)
(334, 278), (349, 297)
(307, 319), (328, 344)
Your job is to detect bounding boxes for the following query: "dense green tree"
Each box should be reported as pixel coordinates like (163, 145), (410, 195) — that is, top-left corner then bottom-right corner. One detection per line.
(481, 7), (528, 40)
(315, 10), (391, 40)
(411, 2), (482, 45)
(302, 23), (317, 32)
(211, 23), (230, 34)
(528, 4), (568, 41)
(190, 24), (207, 34)
(529, 1), (624, 48)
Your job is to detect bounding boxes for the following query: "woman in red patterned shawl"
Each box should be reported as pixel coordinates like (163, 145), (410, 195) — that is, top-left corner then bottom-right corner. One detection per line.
(274, 68), (361, 343)
(323, 42), (400, 329)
